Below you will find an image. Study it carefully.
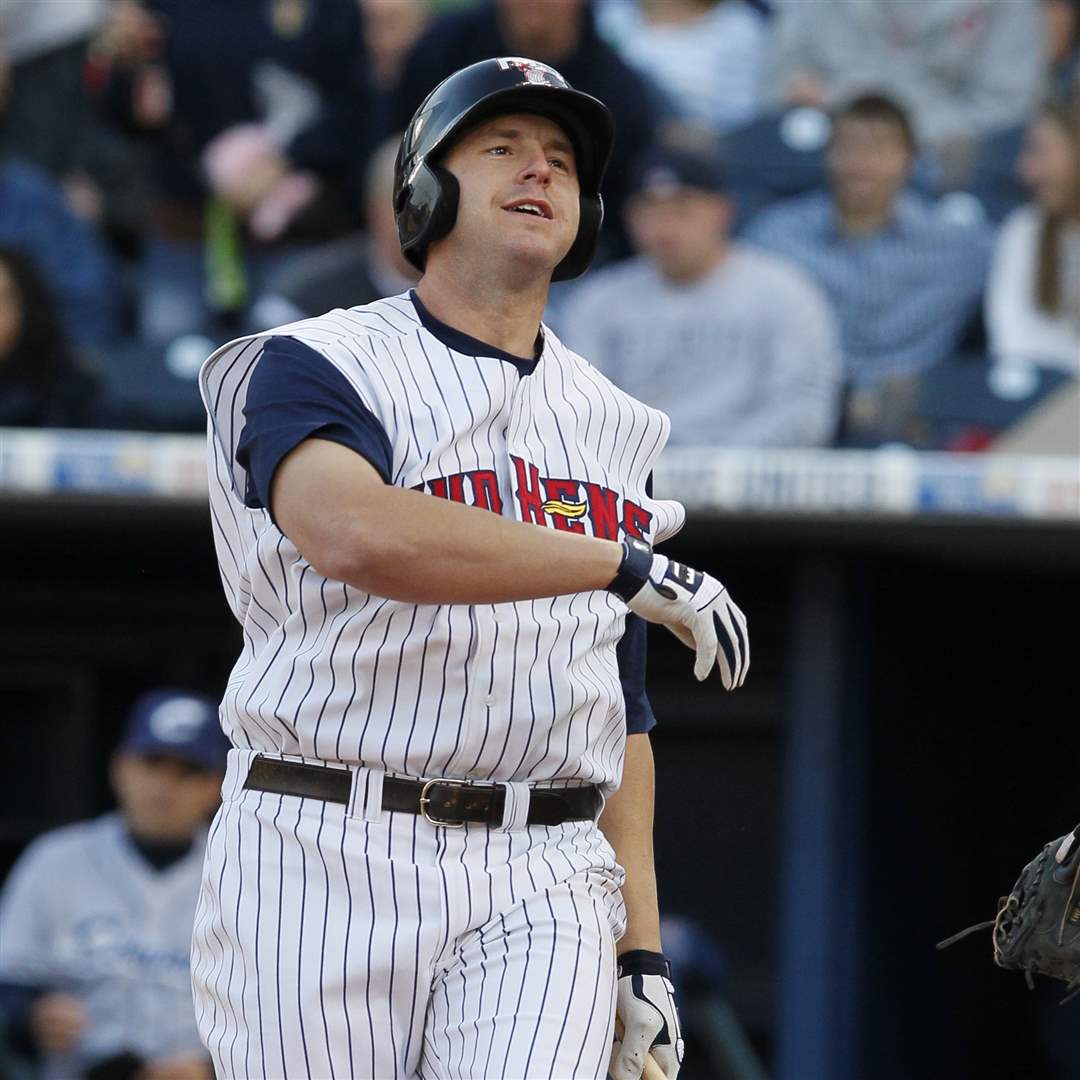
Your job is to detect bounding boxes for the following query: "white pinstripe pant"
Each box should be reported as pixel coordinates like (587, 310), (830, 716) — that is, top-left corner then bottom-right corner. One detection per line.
(191, 754), (626, 1079)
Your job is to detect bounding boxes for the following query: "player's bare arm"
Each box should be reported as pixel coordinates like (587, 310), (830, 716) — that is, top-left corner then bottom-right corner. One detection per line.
(273, 436), (622, 602)
(599, 733), (661, 955)
(273, 437), (749, 687)
(600, 734), (683, 1079)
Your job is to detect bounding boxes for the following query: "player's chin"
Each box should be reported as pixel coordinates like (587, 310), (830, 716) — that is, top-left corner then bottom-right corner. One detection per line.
(499, 230), (573, 275)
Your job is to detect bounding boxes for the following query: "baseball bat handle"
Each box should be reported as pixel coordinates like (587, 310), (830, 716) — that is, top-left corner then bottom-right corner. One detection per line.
(612, 1015), (667, 1080)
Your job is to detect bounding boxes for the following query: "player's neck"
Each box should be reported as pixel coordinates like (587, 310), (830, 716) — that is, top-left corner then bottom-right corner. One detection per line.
(416, 269), (548, 359)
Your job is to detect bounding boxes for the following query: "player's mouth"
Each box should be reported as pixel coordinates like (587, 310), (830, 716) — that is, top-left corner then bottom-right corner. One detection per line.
(503, 198), (553, 220)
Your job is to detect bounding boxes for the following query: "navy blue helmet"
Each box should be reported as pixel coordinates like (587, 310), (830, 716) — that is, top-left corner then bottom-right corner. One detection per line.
(394, 57), (615, 281)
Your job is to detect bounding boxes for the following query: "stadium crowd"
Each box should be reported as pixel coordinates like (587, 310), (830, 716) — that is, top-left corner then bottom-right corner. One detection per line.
(0, 0), (1076, 448)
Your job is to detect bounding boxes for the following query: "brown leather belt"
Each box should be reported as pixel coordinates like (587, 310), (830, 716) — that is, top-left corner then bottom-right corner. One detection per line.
(243, 756), (600, 828)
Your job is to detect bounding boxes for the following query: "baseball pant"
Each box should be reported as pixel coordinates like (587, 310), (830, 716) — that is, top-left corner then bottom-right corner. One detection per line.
(191, 751), (626, 1079)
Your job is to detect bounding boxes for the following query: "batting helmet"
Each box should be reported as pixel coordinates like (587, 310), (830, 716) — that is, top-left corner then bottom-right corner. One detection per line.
(394, 57), (615, 282)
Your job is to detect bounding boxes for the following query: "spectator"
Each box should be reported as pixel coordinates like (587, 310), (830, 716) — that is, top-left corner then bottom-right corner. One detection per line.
(744, 94), (992, 434)
(0, 247), (103, 427)
(763, 0), (1045, 182)
(385, 0), (666, 260)
(251, 133), (418, 326)
(558, 144), (841, 447)
(359, 0), (431, 94)
(0, 688), (227, 1080)
(594, 0), (766, 134)
(0, 158), (116, 350)
(0, 1), (150, 246)
(986, 95), (1080, 373)
(92, 0), (375, 346)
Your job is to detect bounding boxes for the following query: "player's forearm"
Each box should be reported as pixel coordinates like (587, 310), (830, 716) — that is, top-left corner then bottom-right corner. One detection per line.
(599, 733), (663, 954)
(277, 442), (624, 604)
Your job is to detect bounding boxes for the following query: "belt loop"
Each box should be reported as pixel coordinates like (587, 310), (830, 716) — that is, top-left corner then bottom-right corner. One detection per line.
(222, 748), (258, 801)
(347, 765), (385, 823)
(497, 781), (531, 832)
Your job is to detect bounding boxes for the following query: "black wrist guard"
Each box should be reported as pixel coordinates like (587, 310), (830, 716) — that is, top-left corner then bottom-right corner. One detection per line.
(607, 538), (653, 602)
(617, 949), (672, 979)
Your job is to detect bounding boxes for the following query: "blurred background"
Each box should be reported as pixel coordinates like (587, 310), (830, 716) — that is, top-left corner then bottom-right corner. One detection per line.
(0, 0), (1077, 1077)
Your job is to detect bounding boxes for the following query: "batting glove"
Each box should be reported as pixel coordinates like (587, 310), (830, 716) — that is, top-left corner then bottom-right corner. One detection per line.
(610, 950), (684, 1080)
(608, 538), (749, 687)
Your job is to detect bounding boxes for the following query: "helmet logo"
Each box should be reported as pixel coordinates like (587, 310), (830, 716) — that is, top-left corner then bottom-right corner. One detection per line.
(497, 57), (559, 86)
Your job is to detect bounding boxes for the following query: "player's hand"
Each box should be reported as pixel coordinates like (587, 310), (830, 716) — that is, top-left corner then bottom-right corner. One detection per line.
(29, 991), (87, 1055)
(615, 541), (749, 687)
(610, 951), (684, 1080)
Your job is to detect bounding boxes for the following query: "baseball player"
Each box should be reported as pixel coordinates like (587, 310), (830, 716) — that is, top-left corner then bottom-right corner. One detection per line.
(193, 57), (749, 1080)
(0, 688), (228, 1080)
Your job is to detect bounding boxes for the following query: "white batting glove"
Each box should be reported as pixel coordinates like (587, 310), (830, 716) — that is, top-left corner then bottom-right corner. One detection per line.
(610, 950), (684, 1080)
(608, 538), (749, 687)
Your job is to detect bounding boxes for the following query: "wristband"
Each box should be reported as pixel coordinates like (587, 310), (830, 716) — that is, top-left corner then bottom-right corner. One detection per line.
(617, 949), (672, 979)
(606, 538), (653, 602)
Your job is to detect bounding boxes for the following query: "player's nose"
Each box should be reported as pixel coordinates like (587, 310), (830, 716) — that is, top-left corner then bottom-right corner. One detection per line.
(517, 145), (553, 186)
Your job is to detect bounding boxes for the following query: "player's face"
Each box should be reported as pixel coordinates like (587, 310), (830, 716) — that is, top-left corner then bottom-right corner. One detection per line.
(625, 189), (730, 283)
(828, 118), (912, 215)
(1020, 113), (1079, 216)
(111, 752), (223, 842)
(437, 112), (580, 278)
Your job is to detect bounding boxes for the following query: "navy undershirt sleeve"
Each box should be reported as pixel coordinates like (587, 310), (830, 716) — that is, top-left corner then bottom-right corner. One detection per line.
(236, 336), (393, 519)
(618, 613), (656, 734)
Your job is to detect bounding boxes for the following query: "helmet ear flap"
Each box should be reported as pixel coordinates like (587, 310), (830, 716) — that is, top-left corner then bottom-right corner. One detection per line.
(398, 163), (461, 273)
(552, 193), (603, 282)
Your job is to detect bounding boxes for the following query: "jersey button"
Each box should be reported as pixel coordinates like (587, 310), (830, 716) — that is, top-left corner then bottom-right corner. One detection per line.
(483, 694), (497, 708)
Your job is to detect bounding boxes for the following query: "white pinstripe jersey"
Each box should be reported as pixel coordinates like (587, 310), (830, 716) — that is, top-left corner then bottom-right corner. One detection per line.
(199, 292), (685, 793)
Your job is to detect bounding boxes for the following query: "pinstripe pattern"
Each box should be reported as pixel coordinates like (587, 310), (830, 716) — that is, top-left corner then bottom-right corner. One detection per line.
(194, 293), (677, 1077)
(192, 768), (626, 1078)
(198, 293), (684, 788)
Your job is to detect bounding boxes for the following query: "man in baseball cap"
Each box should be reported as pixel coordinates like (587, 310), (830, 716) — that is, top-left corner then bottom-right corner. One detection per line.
(0, 688), (226, 1080)
(560, 141), (842, 448)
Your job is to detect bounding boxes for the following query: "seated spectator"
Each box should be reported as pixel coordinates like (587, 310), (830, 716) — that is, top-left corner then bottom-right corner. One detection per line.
(251, 133), (417, 327)
(0, 158), (116, 350)
(744, 94), (993, 436)
(987, 95), (1080, 373)
(91, 0), (375, 346)
(763, 0), (1045, 185)
(385, 0), (667, 261)
(558, 144), (841, 447)
(0, 1), (150, 248)
(0, 247), (103, 428)
(359, 0), (431, 95)
(0, 688), (227, 1080)
(594, 0), (766, 133)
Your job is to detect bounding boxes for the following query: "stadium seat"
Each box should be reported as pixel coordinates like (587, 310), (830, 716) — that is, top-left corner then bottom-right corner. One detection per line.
(960, 124), (1028, 224)
(913, 352), (1072, 450)
(723, 108), (831, 229)
(96, 335), (216, 432)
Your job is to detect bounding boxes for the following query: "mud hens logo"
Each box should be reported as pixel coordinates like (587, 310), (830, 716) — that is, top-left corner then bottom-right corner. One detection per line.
(413, 455), (653, 540)
(496, 57), (559, 86)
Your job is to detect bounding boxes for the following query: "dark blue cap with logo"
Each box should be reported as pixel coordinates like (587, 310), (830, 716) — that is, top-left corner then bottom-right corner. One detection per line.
(628, 144), (727, 199)
(120, 688), (230, 772)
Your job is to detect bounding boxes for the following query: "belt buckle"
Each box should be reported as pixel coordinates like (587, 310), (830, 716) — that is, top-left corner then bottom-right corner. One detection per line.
(419, 778), (467, 828)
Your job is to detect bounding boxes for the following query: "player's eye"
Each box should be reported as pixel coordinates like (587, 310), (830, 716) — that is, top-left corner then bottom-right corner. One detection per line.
(549, 157), (567, 171)
(487, 145), (510, 156)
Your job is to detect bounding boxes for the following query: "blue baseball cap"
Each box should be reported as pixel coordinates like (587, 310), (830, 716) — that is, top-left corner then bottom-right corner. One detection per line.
(119, 688), (230, 773)
(627, 144), (727, 199)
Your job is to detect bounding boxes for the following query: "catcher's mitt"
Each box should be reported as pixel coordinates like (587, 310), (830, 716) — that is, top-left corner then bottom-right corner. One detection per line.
(937, 826), (1080, 1001)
